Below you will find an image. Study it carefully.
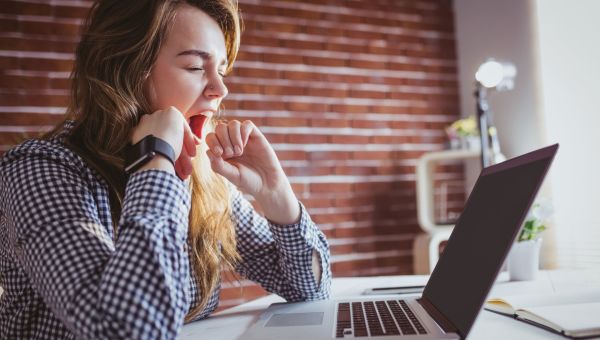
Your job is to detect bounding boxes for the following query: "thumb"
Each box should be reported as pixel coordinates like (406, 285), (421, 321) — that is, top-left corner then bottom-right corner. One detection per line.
(206, 150), (240, 186)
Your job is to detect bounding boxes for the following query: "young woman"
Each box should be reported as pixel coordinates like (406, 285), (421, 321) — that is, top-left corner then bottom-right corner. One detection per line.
(0, 0), (331, 338)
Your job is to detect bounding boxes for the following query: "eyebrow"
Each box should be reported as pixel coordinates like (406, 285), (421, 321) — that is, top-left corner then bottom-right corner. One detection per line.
(176, 49), (228, 67)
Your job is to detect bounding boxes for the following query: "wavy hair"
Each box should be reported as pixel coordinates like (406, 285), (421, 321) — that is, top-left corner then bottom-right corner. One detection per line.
(43, 0), (242, 321)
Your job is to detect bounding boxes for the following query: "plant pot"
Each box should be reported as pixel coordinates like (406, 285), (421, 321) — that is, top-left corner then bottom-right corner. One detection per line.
(507, 238), (542, 281)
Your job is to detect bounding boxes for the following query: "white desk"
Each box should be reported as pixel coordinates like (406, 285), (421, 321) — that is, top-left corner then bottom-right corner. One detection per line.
(180, 269), (600, 339)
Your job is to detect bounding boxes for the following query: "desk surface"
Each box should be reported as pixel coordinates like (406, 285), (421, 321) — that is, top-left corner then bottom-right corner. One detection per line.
(180, 269), (600, 340)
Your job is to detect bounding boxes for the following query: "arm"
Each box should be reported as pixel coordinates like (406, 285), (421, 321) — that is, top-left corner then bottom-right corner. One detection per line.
(2, 154), (191, 339)
(231, 187), (332, 301)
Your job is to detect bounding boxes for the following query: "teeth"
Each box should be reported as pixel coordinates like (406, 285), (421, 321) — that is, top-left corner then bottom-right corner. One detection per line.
(199, 111), (213, 119)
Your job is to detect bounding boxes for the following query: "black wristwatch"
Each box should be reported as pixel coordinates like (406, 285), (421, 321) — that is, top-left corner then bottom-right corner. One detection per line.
(124, 134), (176, 174)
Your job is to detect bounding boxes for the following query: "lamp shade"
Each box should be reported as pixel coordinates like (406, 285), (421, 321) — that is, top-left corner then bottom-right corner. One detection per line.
(475, 59), (517, 90)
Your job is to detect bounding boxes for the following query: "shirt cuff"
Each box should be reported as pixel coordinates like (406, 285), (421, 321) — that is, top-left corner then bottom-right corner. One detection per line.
(268, 201), (318, 253)
(122, 169), (191, 241)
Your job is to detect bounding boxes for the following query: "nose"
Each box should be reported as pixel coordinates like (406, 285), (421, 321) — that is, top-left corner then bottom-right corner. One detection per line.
(204, 76), (228, 100)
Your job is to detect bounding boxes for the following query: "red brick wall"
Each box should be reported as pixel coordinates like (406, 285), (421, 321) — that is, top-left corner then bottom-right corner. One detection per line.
(0, 0), (464, 311)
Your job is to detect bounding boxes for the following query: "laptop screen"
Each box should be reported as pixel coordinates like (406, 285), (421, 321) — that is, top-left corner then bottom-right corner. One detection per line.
(421, 144), (557, 338)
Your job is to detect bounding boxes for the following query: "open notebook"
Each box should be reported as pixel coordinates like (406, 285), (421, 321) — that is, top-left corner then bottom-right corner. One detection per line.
(485, 290), (600, 339)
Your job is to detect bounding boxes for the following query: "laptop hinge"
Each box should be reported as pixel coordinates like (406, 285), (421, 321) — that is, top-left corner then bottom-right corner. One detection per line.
(417, 298), (459, 335)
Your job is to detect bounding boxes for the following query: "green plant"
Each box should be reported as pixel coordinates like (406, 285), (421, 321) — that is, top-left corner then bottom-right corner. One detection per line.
(517, 219), (546, 242)
(447, 116), (479, 137)
(517, 200), (552, 242)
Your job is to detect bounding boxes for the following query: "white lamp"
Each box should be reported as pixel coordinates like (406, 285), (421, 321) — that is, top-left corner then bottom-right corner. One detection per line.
(474, 58), (516, 167)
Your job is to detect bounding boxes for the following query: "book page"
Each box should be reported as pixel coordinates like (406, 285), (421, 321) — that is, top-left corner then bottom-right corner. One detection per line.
(519, 302), (600, 335)
(485, 290), (600, 315)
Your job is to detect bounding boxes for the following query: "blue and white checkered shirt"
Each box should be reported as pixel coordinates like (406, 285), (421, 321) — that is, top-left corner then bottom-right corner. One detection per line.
(0, 121), (331, 339)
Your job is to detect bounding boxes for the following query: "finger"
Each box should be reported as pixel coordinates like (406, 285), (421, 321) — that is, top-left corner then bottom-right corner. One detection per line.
(227, 120), (243, 155)
(182, 117), (197, 158)
(179, 153), (194, 179)
(215, 121), (235, 159)
(205, 132), (224, 157)
(206, 149), (240, 186)
(174, 157), (184, 180)
(240, 120), (254, 147)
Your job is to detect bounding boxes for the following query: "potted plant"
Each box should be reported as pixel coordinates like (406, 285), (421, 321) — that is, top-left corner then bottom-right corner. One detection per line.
(445, 116), (480, 150)
(507, 199), (553, 281)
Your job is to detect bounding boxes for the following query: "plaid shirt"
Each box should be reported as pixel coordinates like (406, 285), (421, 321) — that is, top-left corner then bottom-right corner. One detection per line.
(0, 121), (331, 339)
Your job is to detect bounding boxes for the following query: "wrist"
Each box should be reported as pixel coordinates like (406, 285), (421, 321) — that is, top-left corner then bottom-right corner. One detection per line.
(136, 154), (175, 174)
(258, 186), (301, 225)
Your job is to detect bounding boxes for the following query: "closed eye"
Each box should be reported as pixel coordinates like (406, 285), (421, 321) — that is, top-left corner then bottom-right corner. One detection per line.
(187, 67), (204, 72)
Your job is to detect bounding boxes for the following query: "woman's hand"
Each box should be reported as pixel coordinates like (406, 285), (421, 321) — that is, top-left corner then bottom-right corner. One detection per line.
(205, 120), (300, 224)
(130, 106), (199, 180)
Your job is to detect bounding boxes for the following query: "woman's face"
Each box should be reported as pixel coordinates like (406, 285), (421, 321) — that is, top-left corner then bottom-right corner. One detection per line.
(145, 4), (229, 129)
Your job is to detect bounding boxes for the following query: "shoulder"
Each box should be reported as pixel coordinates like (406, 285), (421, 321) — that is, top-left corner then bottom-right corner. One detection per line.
(1, 138), (88, 177)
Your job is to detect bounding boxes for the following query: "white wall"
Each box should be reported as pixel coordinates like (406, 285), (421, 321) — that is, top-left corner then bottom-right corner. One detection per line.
(453, 0), (600, 269)
(535, 0), (600, 268)
(453, 0), (545, 156)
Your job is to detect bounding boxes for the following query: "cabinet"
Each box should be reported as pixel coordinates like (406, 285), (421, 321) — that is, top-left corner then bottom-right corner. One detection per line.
(413, 149), (479, 274)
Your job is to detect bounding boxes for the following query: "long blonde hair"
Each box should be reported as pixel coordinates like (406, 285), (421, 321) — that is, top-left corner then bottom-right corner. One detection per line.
(43, 0), (242, 320)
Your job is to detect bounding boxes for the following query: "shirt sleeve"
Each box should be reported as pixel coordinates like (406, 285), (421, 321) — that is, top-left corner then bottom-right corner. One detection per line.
(1, 154), (191, 339)
(231, 187), (332, 301)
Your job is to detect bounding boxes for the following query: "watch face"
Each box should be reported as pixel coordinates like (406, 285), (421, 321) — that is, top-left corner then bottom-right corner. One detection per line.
(124, 135), (174, 174)
(125, 150), (156, 173)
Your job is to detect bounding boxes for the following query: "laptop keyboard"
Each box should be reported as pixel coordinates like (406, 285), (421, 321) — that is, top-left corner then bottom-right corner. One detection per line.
(336, 300), (428, 337)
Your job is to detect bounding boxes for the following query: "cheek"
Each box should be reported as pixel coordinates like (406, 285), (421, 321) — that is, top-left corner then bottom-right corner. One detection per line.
(145, 67), (203, 112)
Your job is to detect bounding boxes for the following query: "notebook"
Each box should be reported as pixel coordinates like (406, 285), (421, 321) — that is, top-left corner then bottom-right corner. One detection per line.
(485, 290), (600, 338)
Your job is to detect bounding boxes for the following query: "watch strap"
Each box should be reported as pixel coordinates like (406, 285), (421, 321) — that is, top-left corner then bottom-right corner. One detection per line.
(124, 135), (176, 174)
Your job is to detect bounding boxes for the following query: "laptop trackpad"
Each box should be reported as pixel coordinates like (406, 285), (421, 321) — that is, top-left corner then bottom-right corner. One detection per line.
(265, 312), (324, 327)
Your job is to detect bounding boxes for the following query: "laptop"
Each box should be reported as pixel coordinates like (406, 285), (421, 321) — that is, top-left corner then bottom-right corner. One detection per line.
(241, 144), (559, 340)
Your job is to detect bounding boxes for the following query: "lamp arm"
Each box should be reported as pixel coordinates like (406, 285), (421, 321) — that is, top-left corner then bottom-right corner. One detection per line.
(475, 83), (491, 168)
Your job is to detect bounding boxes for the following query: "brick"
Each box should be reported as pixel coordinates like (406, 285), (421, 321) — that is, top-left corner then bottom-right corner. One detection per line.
(21, 20), (81, 36)
(287, 165), (334, 176)
(311, 212), (354, 224)
(264, 116), (309, 126)
(2, 1), (52, 16)
(350, 119), (390, 129)
(226, 82), (261, 94)
(281, 70), (327, 81)
(262, 84), (305, 96)
(303, 56), (346, 67)
(263, 133), (285, 143)
(333, 166), (374, 176)
(0, 0), (464, 300)
(348, 59), (387, 70)
(276, 150), (308, 161)
(286, 101), (329, 112)
(282, 39), (325, 51)
(0, 113), (63, 126)
(242, 34), (279, 48)
(262, 53), (303, 64)
(305, 87), (347, 98)
(348, 89), (386, 99)
(308, 151), (353, 161)
(329, 135), (370, 144)
(287, 134), (328, 144)
(310, 182), (353, 193)
(330, 104), (370, 114)
(310, 118), (350, 128)
(239, 100), (286, 111)
(0, 74), (50, 89)
(55, 5), (91, 19)
(236, 50), (263, 62)
(262, 22), (303, 34)
(19, 57), (73, 72)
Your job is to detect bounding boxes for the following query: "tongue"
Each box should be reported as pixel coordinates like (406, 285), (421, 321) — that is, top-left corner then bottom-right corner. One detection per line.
(189, 115), (208, 139)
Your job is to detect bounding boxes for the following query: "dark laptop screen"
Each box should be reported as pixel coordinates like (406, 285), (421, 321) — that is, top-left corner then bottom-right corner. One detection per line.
(422, 144), (557, 338)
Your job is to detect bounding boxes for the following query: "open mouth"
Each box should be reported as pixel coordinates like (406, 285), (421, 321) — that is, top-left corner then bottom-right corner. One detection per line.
(189, 114), (209, 139)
